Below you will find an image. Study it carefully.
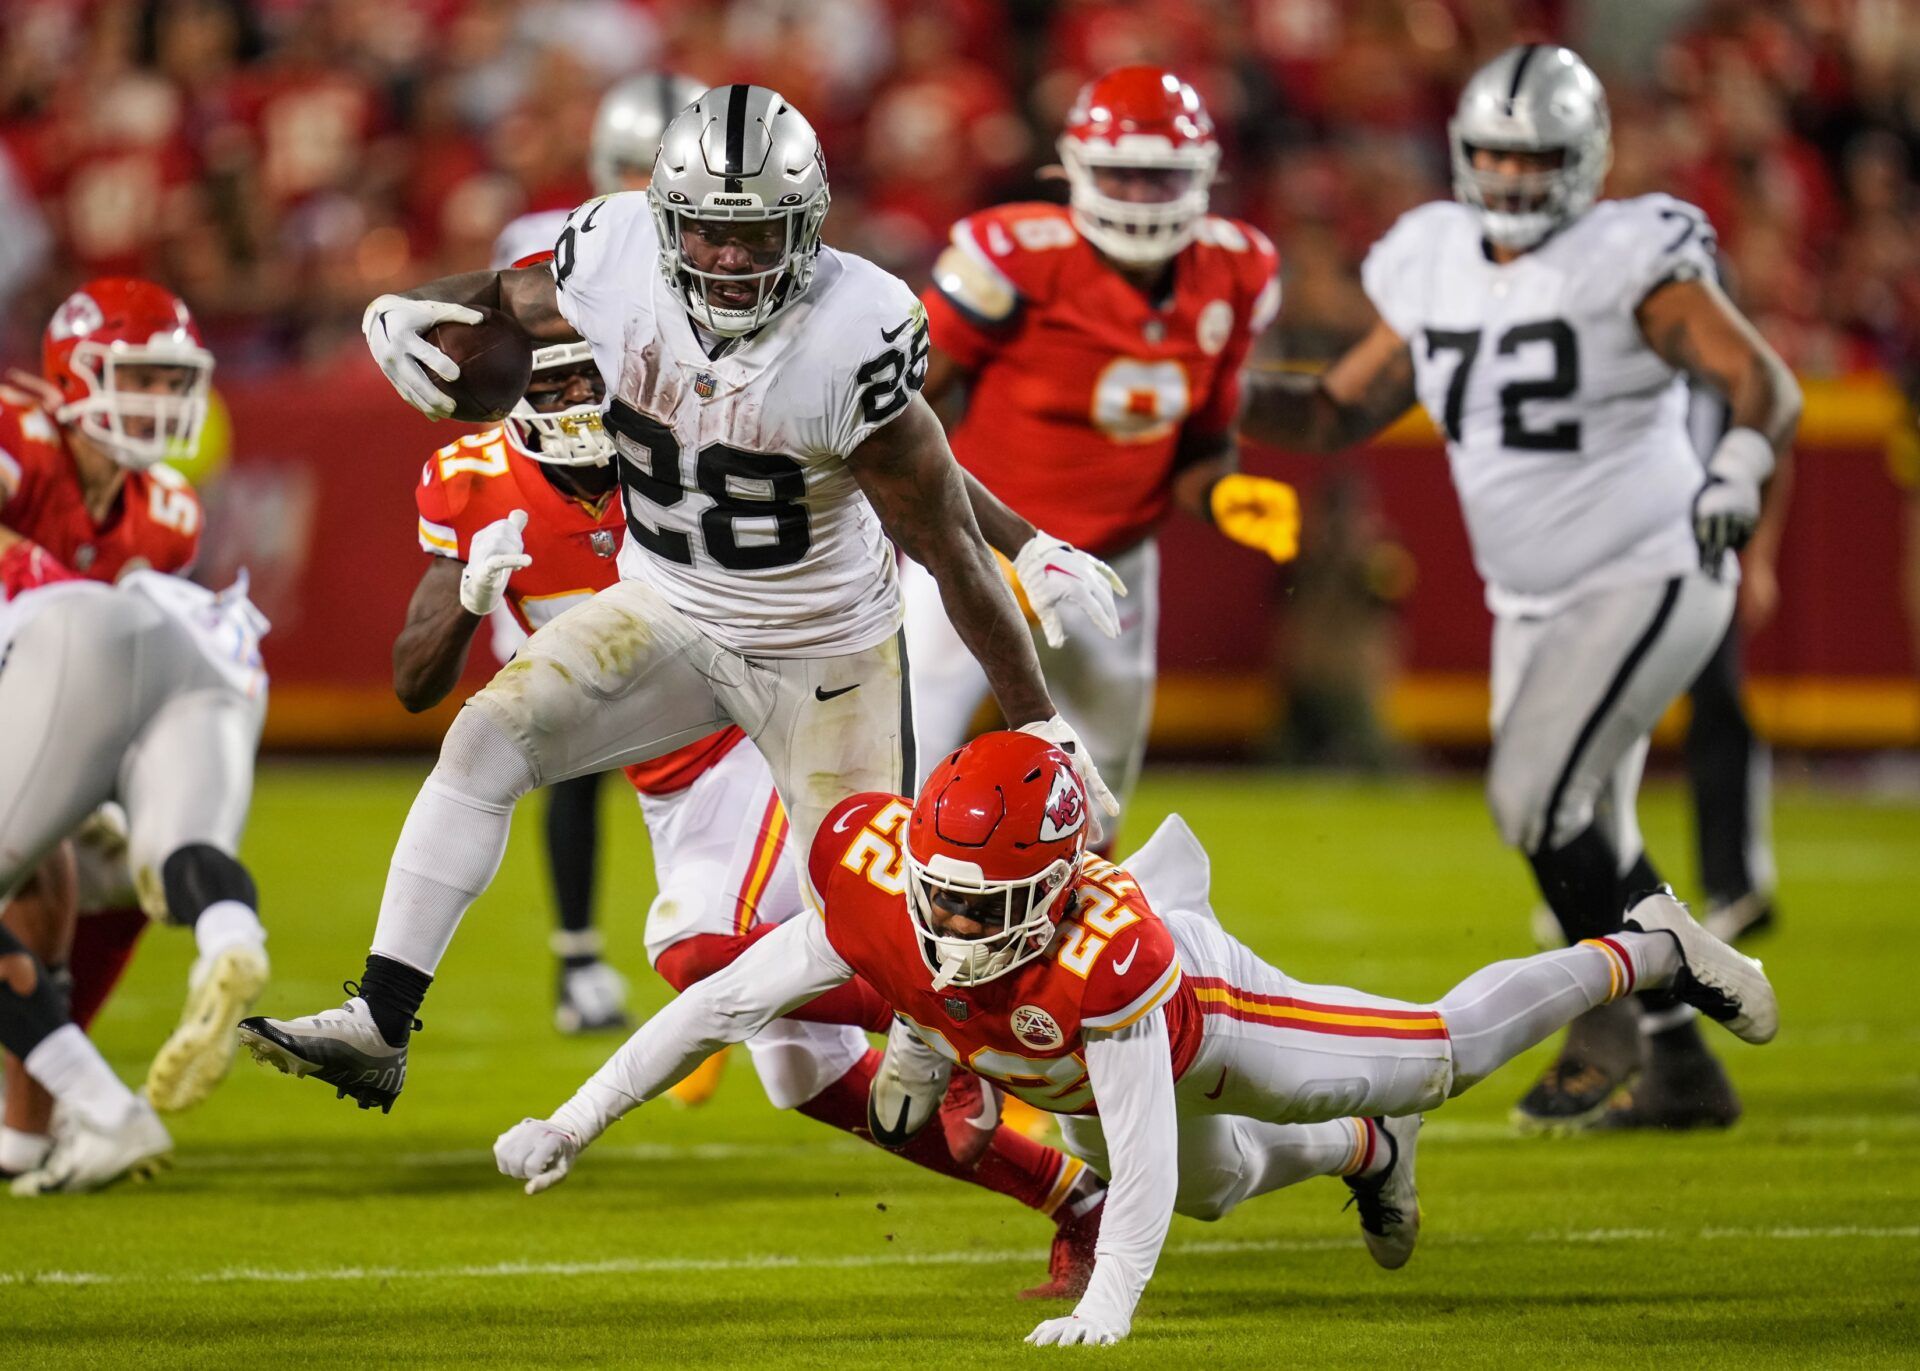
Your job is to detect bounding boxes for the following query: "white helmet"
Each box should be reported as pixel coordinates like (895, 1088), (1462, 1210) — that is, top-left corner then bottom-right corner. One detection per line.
(590, 72), (709, 195)
(648, 85), (830, 337)
(505, 340), (613, 467)
(1449, 44), (1611, 250)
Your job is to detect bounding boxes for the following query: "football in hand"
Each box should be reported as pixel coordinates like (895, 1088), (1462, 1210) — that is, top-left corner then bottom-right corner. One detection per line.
(424, 308), (535, 422)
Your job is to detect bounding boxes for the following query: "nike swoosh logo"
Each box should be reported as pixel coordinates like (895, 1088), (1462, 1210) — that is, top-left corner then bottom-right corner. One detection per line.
(1204, 1066), (1228, 1100)
(815, 683), (860, 702)
(1110, 939), (1140, 976)
(580, 200), (605, 234)
(1042, 562), (1080, 580)
(880, 318), (914, 342)
(832, 808), (860, 833)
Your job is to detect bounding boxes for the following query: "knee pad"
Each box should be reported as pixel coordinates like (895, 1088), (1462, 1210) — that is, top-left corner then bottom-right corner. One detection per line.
(158, 844), (257, 928)
(0, 943), (68, 1057)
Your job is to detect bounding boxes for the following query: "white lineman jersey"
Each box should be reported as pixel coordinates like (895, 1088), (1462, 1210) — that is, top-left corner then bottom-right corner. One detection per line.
(1362, 194), (1719, 616)
(550, 192), (929, 657)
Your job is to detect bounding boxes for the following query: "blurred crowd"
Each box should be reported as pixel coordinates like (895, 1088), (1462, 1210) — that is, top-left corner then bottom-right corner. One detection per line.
(0, 0), (1915, 377)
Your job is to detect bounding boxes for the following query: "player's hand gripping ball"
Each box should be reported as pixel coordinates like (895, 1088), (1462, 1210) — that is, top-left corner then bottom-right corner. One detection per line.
(362, 296), (533, 422)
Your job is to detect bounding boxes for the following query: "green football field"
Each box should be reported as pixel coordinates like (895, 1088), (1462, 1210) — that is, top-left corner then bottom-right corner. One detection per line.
(7, 762), (1917, 1369)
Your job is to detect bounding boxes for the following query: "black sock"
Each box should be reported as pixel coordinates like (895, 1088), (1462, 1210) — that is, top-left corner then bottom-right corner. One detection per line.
(0, 928), (68, 1059)
(359, 954), (432, 1047)
(544, 774), (603, 940)
(1529, 823), (1623, 944)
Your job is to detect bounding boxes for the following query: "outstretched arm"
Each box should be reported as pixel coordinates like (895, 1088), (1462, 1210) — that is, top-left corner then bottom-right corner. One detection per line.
(848, 395), (1053, 728)
(496, 914), (856, 1192)
(391, 559), (480, 713)
(1236, 316), (1418, 454)
(1026, 1010), (1179, 1348)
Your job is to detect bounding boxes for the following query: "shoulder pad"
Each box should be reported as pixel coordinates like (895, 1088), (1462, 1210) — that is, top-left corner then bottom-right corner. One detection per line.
(954, 203), (1079, 305)
(813, 792), (911, 902)
(1587, 194), (1720, 309)
(1078, 910), (1181, 1032)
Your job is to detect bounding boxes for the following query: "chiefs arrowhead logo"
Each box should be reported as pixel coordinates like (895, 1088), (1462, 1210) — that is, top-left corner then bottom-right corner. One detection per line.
(1011, 1004), (1063, 1052)
(1038, 768), (1085, 843)
(49, 291), (103, 342)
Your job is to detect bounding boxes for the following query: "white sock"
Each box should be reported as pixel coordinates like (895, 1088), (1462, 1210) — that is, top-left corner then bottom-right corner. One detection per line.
(370, 710), (534, 974)
(194, 899), (266, 962)
(21, 1024), (138, 1131)
(0, 1125), (51, 1173)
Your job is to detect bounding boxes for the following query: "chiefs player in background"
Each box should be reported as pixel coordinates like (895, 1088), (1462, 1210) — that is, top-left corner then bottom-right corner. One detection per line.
(0, 279), (270, 1179)
(392, 306), (1110, 1295)
(495, 731), (1777, 1346)
(468, 71), (706, 1036)
(906, 66), (1301, 842)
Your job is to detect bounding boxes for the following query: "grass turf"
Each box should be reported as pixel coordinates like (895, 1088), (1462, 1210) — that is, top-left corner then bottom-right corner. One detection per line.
(6, 763), (1916, 1369)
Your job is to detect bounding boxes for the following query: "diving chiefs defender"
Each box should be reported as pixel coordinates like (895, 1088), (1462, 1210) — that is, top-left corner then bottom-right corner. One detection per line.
(480, 71), (708, 1035)
(906, 66), (1301, 839)
(494, 732), (1778, 1347)
(0, 279), (271, 1177)
(393, 302), (1110, 1294)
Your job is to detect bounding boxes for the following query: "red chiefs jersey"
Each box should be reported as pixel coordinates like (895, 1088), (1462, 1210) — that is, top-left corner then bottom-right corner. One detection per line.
(811, 793), (1202, 1116)
(413, 427), (745, 797)
(922, 202), (1280, 556)
(0, 395), (200, 583)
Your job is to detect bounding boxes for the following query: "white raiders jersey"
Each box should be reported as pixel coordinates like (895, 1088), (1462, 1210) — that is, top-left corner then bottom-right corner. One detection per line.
(1363, 193), (1719, 616)
(550, 192), (925, 657)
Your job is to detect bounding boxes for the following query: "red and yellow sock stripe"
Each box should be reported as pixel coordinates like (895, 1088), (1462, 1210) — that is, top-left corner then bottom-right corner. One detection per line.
(1039, 1155), (1089, 1218)
(1339, 1117), (1382, 1177)
(1188, 979), (1449, 1041)
(1578, 936), (1638, 1002)
(733, 792), (788, 934)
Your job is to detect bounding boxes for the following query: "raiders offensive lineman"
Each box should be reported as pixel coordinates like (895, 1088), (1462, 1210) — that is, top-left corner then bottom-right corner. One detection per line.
(241, 85), (1121, 1112)
(1239, 45), (1799, 1130)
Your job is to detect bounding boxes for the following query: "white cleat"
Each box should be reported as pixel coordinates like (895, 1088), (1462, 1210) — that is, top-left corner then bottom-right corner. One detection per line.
(10, 1100), (172, 1196)
(145, 941), (270, 1114)
(866, 1019), (950, 1149)
(238, 992), (409, 1113)
(1344, 1114), (1421, 1270)
(1625, 890), (1779, 1045)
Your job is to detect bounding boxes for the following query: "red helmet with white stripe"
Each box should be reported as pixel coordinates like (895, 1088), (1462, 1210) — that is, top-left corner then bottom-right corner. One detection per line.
(905, 731), (1090, 989)
(43, 278), (213, 470)
(1059, 66), (1220, 265)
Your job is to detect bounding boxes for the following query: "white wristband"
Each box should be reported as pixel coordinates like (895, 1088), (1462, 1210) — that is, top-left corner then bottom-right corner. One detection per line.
(1708, 426), (1774, 487)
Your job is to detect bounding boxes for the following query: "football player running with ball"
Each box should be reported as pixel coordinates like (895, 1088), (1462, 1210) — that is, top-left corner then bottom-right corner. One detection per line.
(241, 86), (1120, 1112)
(493, 732), (1777, 1347)
(907, 66), (1300, 841)
(1238, 45), (1799, 1132)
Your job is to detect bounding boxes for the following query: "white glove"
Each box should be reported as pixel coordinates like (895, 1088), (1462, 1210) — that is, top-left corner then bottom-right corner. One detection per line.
(1024, 1311), (1130, 1348)
(460, 510), (532, 615)
(494, 1117), (581, 1195)
(1693, 427), (1773, 571)
(1018, 715), (1120, 842)
(362, 294), (483, 418)
(1012, 533), (1127, 649)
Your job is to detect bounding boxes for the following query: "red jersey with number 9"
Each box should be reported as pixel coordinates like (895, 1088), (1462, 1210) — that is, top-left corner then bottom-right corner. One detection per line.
(921, 202), (1279, 557)
(811, 792), (1203, 1116)
(0, 393), (200, 582)
(414, 426), (746, 797)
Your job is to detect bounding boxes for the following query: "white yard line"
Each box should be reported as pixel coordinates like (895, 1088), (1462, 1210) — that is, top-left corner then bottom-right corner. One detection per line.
(5, 1226), (1915, 1291)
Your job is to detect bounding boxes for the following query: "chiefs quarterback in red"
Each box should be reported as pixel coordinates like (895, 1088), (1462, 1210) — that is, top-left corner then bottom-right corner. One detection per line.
(495, 732), (1777, 1347)
(905, 67), (1302, 840)
(0, 278), (208, 597)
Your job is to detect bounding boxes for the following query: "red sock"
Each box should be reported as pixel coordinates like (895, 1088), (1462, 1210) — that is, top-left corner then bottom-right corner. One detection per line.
(655, 930), (893, 1033)
(68, 907), (147, 1030)
(797, 1049), (1079, 1215)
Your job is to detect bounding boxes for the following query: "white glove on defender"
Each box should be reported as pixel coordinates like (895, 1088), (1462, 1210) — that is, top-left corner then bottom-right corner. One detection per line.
(460, 510), (532, 615)
(1025, 1310), (1130, 1348)
(1019, 716), (1120, 841)
(494, 1117), (581, 1195)
(1012, 533), (1127, 649)
(362, 293), (483, 418)
(1692, 427), (1773, 571)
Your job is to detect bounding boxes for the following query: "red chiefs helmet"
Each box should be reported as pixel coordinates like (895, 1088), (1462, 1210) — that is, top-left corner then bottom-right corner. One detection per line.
(1058, 66), (1220, 265)
(905, 731), (1091, 989)
(43, 278), (214, 470)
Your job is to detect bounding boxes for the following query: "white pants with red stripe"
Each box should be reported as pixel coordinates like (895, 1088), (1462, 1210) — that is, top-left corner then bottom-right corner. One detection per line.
(634, 739), (867, 1110)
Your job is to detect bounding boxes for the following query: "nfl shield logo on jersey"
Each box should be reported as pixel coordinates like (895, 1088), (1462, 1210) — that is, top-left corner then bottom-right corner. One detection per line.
(589, 530), (615, 558)
(694, 371), (717, 398)
(1012, 1005), (1064, 1052)
(942, 997), (971, 1022)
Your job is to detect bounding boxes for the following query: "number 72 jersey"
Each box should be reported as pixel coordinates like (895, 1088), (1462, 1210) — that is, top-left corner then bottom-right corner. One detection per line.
(550, 192), (931, 658)
(1361, 193), (1720, 614)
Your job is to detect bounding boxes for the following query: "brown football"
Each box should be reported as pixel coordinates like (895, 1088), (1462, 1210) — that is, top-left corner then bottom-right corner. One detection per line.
(423, 308), (535, 422)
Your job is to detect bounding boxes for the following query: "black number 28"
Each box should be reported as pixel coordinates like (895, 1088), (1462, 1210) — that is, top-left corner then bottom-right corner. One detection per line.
(1425, 318), (1582, 452)
(603, 400), (811, 571)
